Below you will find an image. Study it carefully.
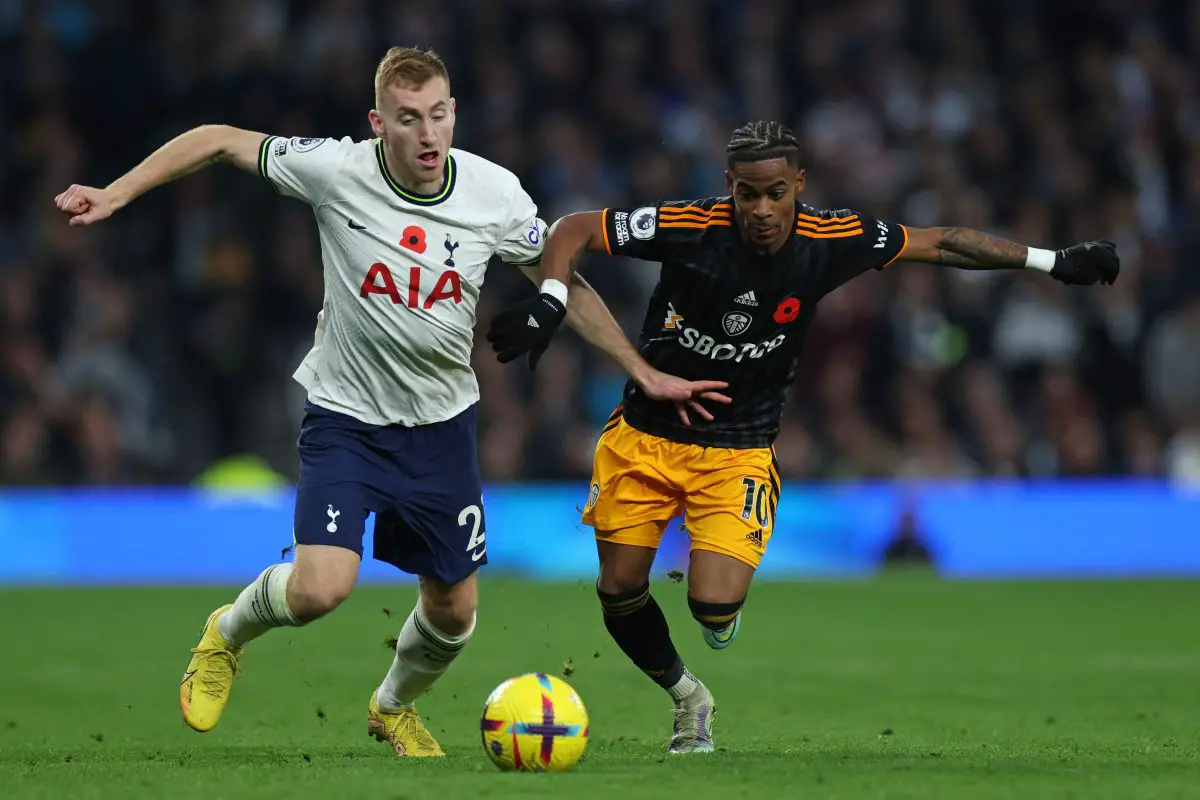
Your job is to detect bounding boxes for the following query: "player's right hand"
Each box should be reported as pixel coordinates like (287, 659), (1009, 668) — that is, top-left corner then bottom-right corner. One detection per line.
(486, 292), (567, 370)
(54, 185), (115, 226)
(636, 370), (732, 427)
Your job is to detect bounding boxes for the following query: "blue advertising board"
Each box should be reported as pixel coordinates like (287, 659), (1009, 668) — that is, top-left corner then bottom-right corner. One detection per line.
(0, 481), (1198, 585)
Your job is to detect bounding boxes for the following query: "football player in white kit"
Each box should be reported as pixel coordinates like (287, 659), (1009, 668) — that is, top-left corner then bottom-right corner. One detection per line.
(54, 47), (730, 756)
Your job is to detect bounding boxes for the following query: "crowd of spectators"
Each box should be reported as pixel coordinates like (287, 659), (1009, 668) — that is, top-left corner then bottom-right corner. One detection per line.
(2, 0), (1198, 485)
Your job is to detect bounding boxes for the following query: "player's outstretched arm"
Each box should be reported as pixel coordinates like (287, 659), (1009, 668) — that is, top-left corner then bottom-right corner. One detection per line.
(55, 125), (266, 226)
(901, 227), (1120, 286)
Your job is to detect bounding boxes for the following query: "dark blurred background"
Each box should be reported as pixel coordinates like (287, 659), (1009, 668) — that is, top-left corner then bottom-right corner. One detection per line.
(1, 0), (1198, 487)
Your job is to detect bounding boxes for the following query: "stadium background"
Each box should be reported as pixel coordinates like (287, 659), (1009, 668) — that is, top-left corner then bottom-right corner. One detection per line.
(1, 4), (1198, 798)
(1, 0), (1199, 581)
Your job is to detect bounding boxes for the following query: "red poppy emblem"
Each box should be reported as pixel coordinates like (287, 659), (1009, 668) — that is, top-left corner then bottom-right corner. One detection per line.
(400, 225), (427, 254)
(774, 297), (801, 324)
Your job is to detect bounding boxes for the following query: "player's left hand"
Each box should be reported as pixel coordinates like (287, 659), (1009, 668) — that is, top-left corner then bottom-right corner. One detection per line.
(1049, 240), (1120, 286)
(636, 369), (732, 426)
(486, 292), (568, 369)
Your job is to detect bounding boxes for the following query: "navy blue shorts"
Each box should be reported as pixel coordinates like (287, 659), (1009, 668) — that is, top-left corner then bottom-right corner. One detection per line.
(294, 402), (486, 584)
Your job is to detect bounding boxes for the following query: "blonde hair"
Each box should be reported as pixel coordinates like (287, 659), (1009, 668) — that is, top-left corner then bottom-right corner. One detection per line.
(374, 47), (450, 107)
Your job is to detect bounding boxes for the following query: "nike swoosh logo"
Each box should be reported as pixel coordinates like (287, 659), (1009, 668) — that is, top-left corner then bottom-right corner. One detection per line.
(470, 548), (486, 562)
(348, 219), (367, 231)
(181, 670), (196, 685)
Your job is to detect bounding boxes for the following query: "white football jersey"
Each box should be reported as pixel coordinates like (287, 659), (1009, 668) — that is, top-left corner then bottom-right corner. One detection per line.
(258, 135), (547, 426)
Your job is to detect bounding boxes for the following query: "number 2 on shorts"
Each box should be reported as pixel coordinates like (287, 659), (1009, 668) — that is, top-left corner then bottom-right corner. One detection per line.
(460, 504), (486, 561)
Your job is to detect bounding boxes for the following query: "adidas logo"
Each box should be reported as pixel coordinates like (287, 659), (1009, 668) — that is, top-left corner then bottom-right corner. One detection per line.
(527, 315), (540, 328)
(745, 528), (764, 547)
(734, 291), (758, 306)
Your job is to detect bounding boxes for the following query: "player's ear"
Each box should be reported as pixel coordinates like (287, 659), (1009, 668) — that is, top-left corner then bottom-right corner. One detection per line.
(724, 168), (733, 194)
(794, 169), (806, 195)
(368, 109), (385, 139)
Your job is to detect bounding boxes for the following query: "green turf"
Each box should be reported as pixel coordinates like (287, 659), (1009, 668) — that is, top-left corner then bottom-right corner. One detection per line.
(0, 576), (1197, 799)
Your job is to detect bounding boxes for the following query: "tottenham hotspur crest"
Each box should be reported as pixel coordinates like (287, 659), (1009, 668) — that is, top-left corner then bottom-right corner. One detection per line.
(443, 234), (460, 267)
(722, 310), (752, 336)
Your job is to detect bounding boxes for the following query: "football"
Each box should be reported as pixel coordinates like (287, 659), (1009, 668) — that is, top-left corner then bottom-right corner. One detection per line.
(480, 672), (589, 772)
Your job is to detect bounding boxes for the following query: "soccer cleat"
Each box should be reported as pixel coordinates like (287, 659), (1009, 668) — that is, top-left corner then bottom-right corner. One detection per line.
(367, 692), (445, 757)
(701, 612), (741, 650)
(668, 681), (716, 754)
(180, 604), (242, 732)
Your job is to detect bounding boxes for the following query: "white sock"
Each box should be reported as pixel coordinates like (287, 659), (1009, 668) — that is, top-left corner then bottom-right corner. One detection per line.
(666, 668), (700, 702)
(217, 563), (300, 647)
(376, 603), (475, 710)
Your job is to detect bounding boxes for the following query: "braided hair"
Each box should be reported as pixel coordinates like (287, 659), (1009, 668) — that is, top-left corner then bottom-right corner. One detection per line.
(726, 120), (802, 169)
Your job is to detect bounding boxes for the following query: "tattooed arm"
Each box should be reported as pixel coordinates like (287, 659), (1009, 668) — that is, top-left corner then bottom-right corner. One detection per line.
(878, 224), (1118, 286)
(901, 227), (1030, 269)
(895, 226), (1120, 285)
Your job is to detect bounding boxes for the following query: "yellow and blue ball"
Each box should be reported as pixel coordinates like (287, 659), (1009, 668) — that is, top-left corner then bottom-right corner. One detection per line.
(480, 672), (589, 772)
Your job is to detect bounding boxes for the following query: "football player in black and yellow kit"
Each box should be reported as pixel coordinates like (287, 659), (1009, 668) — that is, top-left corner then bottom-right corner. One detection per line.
(487, 120), (1119, 754)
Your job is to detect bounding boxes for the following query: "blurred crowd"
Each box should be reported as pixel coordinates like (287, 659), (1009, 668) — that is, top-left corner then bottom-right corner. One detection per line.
(2, 0), (1199, 486)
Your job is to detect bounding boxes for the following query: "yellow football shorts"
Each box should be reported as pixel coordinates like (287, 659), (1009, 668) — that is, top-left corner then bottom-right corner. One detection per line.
(581, 408), (779, 569)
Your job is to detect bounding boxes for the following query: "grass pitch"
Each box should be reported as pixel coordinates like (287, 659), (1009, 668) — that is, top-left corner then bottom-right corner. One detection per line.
(0, 576), (1197, 799)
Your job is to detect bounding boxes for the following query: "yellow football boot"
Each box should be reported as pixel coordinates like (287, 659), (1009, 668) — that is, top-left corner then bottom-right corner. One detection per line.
(367, 692), (445, 757)
(180, 604), (242, 732)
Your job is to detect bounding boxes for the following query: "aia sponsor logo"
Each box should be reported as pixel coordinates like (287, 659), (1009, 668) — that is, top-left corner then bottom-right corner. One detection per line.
(359, 264), (462, 308)
(358, 223), (462, 308)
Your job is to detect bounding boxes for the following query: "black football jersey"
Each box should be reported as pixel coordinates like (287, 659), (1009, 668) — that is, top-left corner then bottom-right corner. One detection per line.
(602, 197), (907, 448)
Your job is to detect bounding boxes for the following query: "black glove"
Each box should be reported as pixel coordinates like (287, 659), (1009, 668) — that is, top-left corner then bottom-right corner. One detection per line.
(1049, 240), (1120, 286)
(486, 291), (567, 369)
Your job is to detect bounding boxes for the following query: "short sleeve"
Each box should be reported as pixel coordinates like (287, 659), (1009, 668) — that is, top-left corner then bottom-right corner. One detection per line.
(258, 136), (354, 206)
(600, 199), (727, 262)
(601, 206), (662, 260)
(814, 210), (909, 293)
(494, 182), (549, 265)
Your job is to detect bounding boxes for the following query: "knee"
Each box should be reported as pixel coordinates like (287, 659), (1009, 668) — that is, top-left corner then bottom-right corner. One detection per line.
(687, 594), (745, 630)
(596, 561), (654, 619)
(287, 544), (359, 621)
(289, 582), (352, 621)
(596, 561), (651, 596)
(595, 542), (656, 615)
(420, 576), (477, 636)
(288, 571), (355, 621)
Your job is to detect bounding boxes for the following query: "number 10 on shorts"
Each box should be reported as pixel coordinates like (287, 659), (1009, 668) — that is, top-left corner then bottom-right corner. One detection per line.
(740, 478), (771, 528)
